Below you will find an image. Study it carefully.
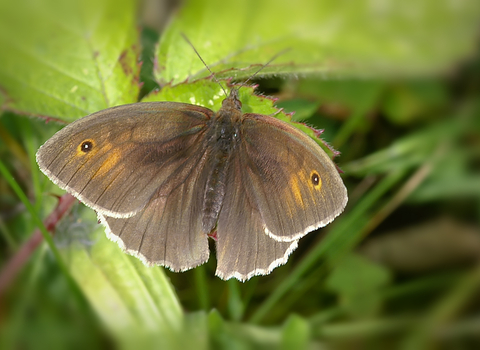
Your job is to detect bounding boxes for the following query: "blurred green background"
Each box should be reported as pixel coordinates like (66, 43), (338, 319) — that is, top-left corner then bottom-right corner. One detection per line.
(0, 0), (479, 349)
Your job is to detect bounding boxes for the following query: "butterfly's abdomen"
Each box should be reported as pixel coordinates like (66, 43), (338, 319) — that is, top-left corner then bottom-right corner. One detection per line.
(202, 119), (238, 234)
(202, 152), (228, 233)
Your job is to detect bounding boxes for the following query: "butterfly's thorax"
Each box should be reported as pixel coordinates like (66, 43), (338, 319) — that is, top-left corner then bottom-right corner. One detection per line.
(202, 93), (243, 234)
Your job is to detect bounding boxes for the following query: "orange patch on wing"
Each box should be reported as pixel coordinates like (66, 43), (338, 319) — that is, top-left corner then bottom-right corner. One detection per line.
(288, 169), (323, 216)
(94, 148), (122, 177)
(289, 171), (307, 209)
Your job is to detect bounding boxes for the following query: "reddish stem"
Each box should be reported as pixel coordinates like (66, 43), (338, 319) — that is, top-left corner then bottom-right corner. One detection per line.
(0, 193), (77, 296)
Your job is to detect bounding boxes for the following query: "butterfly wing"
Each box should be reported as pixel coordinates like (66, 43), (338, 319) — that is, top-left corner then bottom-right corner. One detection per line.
(239, 113), (348, 242)
(99, 143), (212, 271)
(36, 102), (213, 218)
(216, 152), (298, 281)
(37, 102), (215, 271)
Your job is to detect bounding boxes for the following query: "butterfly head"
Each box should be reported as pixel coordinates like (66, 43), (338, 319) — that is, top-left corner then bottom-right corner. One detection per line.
(222, 88), (243, 111)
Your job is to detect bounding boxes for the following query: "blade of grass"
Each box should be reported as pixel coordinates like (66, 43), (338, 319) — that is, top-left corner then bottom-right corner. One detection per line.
(0, 218), (17, 251)
(194, 265), (210, 310)
(227, 279), (244, 322)
(22, 119), (43, 213)
(315, 316), (414, 340)
(0, 160), (85, 303)
(0, 245), (48, 349)
(401, 263), (480, 349)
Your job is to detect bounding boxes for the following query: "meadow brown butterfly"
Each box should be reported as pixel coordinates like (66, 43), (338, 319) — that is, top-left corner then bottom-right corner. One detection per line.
(36, 54), (347, 281)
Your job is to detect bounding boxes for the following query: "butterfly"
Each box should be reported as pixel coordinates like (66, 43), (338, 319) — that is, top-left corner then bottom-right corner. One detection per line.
(37, 82), (347, 282)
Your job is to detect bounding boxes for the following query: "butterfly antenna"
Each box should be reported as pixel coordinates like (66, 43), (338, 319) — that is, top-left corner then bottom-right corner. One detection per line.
(240, 48), (291, 90)
(181, 33), (228, 97)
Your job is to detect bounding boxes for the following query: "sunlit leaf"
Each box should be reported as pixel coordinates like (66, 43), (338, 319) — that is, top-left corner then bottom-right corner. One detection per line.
(157, 0), (480, 84)
(0, 0), (140, 120)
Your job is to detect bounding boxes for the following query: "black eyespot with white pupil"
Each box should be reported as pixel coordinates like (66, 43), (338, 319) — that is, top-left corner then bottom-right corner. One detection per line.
(311, 172), (320, 186)
(80, 140), (93, 153)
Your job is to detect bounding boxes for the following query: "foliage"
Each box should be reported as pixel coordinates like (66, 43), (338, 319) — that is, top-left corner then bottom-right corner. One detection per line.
(0, 0), (479, 349)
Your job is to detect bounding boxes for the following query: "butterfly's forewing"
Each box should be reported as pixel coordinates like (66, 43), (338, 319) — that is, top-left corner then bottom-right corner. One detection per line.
(216, 153), (298, 281)
(36, 102), (213, 218)
(239, 114), (348, 242)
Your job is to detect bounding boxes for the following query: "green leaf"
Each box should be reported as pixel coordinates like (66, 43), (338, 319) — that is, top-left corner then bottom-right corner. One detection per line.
(276, 99), (320, 122)
(292, 79), (384, 147)
(281, 315), (311, 350)
(326, 253), (392, 318)
(381, 80), (448, 125)
(410, 147), (480, 201)
(343, 119), (464, 176)
(208, 309), (283, 348)
(0, 0), (140, 120)
(157, 0), (480, 85)
(142, 80), (278, 114)
(57, 205), (184, 345)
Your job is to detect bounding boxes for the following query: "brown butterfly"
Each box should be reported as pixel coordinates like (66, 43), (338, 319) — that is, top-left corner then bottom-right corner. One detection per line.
(36, 85), (347, 281)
